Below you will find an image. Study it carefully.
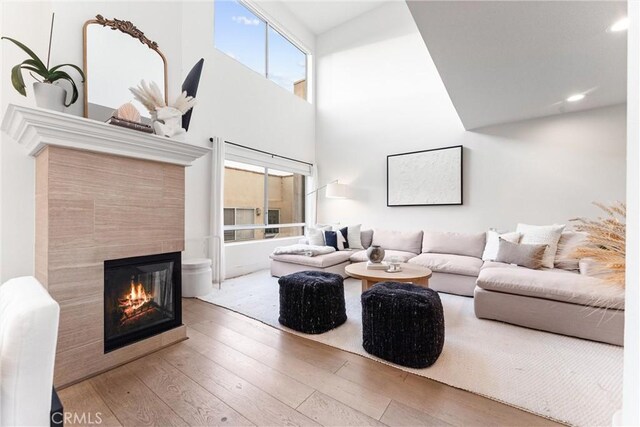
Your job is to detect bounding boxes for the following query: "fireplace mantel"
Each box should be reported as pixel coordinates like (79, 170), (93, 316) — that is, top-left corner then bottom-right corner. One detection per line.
(1, 104), (210, 166)
(8, 101), (202, 387)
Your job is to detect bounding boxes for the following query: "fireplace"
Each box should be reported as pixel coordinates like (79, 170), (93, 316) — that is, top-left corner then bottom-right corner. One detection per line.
(104, 252), (182, 352)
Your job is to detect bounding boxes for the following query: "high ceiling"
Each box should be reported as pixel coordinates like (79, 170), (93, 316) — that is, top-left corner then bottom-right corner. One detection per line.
(407, 1), (627, 130)
(281, 1), (388, 35)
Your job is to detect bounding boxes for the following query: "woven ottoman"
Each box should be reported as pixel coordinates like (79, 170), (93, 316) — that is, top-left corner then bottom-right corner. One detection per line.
(278, 271), (347, 334)
(361, 281), (445, 368)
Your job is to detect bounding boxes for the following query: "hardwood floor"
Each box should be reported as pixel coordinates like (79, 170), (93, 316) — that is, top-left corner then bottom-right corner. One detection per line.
(58, 298), (562, 426)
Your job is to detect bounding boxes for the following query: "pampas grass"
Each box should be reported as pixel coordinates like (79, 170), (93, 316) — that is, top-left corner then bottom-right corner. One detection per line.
(571, 202), (626, 286)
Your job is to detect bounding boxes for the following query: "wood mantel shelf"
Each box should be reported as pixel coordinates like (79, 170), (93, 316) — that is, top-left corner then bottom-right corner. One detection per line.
(1, 104), (210, 166)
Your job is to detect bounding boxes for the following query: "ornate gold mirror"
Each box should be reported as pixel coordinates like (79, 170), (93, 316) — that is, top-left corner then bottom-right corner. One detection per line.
(83, 15), (168, 121)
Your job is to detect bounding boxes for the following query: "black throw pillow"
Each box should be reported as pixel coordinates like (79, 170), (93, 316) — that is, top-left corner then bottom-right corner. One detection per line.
(339, 227), (349, 249)
(324, 231), (338, 250)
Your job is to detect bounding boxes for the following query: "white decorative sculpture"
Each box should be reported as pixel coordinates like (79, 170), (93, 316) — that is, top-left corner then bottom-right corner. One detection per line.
(153, 106), (186, 141)
(129, 80), (196, 140)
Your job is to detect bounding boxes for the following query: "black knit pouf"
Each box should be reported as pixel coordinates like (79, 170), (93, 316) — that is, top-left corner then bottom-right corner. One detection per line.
(278, 271), (347, 334)
(361, 281), (445, 368)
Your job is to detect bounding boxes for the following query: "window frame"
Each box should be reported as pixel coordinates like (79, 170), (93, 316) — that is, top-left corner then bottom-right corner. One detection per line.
(265, 209), (281, 236)
(223, 160), (306, 244)
(223, 207), (258, 242)
(214, 0), (311, 101)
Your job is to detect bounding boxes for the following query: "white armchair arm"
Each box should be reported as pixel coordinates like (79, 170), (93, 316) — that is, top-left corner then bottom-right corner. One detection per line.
(0, 276), (60, 427)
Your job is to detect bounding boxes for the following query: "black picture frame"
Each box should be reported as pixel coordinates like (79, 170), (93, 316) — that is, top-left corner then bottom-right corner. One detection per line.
(387, 145), (463, 207)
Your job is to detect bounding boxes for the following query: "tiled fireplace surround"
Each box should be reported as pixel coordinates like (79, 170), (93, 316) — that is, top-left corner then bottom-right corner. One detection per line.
(3, 105), (210, 388)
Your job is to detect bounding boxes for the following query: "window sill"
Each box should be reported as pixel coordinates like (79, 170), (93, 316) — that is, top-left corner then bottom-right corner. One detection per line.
(224, 236), (302, 247)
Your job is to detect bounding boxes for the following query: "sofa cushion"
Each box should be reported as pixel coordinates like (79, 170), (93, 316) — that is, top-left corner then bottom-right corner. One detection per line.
(516, 223), (565, 269)
(408, 253), (483, 277)
(555, 231), (588, 271)
(481, 261), (519, 270)
(476, 265), (624, 310)
(482, 231), (521, 261)
(270, 251), (353, 268)
(306, 225), (330, 246)
(349, 250), (417, 263)
(422, 231), (486, 258)
(495, 239), (547, 270)
(372, 229), (423, 254)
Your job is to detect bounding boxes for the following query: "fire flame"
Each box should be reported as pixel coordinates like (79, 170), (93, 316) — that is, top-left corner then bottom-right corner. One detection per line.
(125, 282), (151, 311)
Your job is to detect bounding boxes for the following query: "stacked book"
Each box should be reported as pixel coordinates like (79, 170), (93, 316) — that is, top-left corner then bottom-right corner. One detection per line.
(366, 261), (388, 270)
(107, 116), (154, 134)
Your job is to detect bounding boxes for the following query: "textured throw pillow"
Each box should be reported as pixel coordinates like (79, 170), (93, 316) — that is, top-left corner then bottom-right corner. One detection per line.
(338, 227), (349, 249)
(346, 224), (363, 249)
(482, 230), (521, 261)
(516, 223), (565, 268)
(325, 230), (347, 251)
(307, 228), (324, 246)
(307, 225), (330, 246)
(555, 231), (589, 271)
(323, 231), (339, 250)
(495, 238), (548, 269)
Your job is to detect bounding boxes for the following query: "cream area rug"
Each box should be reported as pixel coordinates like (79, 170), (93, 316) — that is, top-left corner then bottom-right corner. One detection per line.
(198, 270), (622, 426)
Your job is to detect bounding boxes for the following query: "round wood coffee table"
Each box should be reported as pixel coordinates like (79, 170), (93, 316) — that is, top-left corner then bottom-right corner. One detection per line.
(345, 262), (433, 292)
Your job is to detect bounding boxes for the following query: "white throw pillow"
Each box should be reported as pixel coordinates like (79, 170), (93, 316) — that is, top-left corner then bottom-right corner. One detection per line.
(347, 224), (363, 249)
(307, 225), (330, 246)
(516, 223), (566, 268)
(338, 231), (347, 250)
(482, 230), (521, 261)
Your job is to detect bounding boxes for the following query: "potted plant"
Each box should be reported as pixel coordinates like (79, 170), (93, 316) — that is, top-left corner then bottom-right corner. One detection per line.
(2, 15), (84, 111)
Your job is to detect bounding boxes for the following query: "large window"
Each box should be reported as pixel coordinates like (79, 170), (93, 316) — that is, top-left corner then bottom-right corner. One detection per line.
(214, 0), (309, 101)
(223, 160), (305, 243)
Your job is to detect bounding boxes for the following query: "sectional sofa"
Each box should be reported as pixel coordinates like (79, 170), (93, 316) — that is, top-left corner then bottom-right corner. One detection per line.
(269, 228), (624, 346)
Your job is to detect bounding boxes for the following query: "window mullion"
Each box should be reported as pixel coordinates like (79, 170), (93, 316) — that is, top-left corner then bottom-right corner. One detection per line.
(265, 23), (269, 78)
(264, 168), (269, 227)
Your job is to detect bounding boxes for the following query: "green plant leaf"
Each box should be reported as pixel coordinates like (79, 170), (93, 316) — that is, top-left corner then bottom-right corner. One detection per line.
(21, 59), (49, 78)
(48, 70), (78, 106)
(20, 59), (49, 80)
(1, 37), (47, 71)
(10, 63), (26, 96)
(49, 63), (85, 81)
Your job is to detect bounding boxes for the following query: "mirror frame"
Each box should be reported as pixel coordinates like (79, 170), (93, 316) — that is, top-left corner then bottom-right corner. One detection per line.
(82, 14), (168, 118)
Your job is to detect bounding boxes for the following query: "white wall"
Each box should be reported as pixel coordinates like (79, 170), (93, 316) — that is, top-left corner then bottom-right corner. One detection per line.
(1, 1), (53, 282)
(225, 236), (299, 278)
(316, 2), (626, 233)
(180, 1), (315, 276)
(0, 1), (184, 281)
(0, 0), (316, 281)
(623, 3), (639, 425)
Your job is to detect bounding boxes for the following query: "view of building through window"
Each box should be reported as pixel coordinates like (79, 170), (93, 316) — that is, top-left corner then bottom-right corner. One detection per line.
(214, 0), (308, 100)
(223, 160), (305, 242)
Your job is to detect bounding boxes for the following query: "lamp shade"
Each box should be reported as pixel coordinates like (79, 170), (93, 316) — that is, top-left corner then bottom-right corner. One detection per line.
(326, 182), (348, 199)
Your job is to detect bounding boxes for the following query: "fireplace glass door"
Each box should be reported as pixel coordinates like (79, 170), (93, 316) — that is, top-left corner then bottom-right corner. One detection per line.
(104, 252), (181, 352)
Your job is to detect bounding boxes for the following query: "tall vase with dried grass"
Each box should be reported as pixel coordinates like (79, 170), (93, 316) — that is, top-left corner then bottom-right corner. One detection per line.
(571, 202), (626, 286)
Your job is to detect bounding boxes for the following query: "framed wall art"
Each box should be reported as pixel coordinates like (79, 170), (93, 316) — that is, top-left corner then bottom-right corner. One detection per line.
(387, 145), (463, 206)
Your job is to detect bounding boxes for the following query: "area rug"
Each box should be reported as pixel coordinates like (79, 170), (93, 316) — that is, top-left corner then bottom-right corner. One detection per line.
(198, 270), (622, 426)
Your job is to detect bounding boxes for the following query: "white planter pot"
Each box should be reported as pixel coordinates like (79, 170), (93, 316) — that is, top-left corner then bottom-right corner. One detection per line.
(182, 258), (213, 297)
(33, 82), (66, 112)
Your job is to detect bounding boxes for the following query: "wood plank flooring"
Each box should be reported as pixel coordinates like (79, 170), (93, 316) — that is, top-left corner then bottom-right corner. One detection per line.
(58, 298), (563, 426)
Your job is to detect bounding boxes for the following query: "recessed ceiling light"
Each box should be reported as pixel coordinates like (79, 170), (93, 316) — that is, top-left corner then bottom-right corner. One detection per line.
(610, 17), (629, 32)
(566, 94), (585, 102)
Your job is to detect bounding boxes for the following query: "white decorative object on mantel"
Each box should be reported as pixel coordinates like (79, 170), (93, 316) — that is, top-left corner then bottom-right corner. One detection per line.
(153, 106), (186, 141)
(0, 104), (210, 166)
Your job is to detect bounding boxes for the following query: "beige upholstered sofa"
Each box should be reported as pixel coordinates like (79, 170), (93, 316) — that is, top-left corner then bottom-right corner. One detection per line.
(475, 261), (624, 345)
(271, 229), (485, 297)
(269, 228), (624, 345)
